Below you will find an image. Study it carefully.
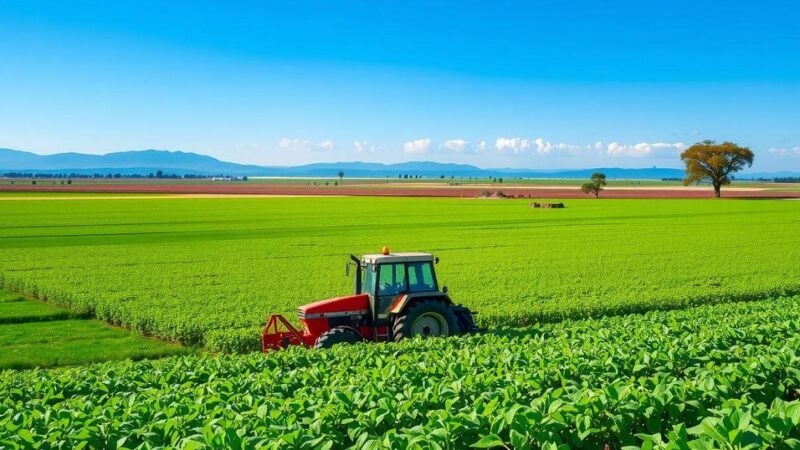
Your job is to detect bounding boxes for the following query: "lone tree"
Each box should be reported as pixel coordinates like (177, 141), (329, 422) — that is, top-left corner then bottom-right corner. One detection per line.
(680, 140), (754, 198)
(337, 170), (344, 184)
(581, 172), (607, 198)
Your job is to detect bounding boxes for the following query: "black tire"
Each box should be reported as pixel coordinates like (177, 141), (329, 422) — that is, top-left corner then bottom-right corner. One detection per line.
(452, 305), (478, 333)
(393, 300), (460, 342)
(314, 326), (363, 349)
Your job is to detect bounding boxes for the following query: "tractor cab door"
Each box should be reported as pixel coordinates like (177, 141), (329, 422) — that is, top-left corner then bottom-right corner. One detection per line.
(373, 263), (407, 321)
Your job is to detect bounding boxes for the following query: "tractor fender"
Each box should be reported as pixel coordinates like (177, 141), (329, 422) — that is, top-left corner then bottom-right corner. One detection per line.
(388, 292), (453, 315)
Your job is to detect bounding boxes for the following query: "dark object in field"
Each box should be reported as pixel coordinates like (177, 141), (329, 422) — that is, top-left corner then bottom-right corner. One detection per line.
(531, 202), (565, 208)
(479, 191), (511, 199)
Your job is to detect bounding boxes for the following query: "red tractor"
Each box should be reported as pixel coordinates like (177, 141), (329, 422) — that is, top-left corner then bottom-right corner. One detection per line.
(262, 248), (480, 351)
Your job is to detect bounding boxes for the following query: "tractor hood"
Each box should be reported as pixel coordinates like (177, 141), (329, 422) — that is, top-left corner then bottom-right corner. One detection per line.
(298, 293), (369, 317)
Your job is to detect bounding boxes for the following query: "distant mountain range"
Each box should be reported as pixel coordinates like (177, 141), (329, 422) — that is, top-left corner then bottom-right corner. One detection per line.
(0, 148), (795, 179)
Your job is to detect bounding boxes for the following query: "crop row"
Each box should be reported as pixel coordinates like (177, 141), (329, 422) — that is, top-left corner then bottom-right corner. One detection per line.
(2, 296), (799, 449)
(0, 197), (798, 351)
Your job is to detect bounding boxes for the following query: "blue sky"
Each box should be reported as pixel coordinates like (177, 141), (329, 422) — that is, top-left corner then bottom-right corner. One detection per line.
(1, 0), (799, 170)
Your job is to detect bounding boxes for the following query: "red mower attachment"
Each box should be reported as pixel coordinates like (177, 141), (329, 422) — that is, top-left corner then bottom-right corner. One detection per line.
(261, 314), (305, 351)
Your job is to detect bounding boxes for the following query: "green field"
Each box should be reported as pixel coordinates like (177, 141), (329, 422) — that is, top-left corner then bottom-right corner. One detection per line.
(1, 196), (798, 352)
(0, 298), (77, 324)
(2, 296), (799, 448)
(1, 196), (800, 448)
(0, 289), (186, 369)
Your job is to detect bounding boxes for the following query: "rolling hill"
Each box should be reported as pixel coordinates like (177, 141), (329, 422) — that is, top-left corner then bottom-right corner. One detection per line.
(0, 148), (792, 179)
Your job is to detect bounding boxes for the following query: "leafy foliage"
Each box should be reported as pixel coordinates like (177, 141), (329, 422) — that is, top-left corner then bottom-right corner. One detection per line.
(580, 172), (607, 197)
(681, 140), (755, 197)
(1, 296), (799, 448)
(0, 197), (798, 352)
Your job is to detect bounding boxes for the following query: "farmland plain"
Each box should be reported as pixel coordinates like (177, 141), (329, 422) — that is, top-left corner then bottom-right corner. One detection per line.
(1, 195), (800, 448)
(3, 176), (800, 199)
(2, 295), (799, 448)
(0, 196), (798, 352)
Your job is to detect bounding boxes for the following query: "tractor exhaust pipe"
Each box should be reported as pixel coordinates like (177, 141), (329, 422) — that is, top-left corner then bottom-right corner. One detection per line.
(349, 254), (362, 294)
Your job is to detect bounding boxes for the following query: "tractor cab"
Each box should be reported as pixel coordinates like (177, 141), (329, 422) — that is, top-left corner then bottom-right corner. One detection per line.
(357, 252), (440, 321)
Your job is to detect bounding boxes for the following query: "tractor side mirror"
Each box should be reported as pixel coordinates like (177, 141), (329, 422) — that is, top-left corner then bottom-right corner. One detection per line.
(442, 285), (448, 293)
(434, 256), (440, 264)
(346, 263), (350, 276)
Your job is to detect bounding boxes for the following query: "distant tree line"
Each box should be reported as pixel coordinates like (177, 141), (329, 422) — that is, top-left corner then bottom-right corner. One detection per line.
(3, 172), (77, 179)
(2, 171), (248, 181)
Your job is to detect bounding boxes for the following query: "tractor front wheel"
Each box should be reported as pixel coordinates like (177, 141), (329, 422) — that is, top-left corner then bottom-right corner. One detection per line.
(314, 326), (362, 349)
(393, 300), (460, 342)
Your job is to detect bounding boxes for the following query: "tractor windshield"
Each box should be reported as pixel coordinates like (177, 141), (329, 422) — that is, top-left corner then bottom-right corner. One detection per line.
(361, 260), (438, 297)
(407, 261), (437, 292)
(378, 263), (407, 296)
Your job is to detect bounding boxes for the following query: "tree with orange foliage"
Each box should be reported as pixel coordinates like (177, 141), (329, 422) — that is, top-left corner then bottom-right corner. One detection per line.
(680, 140), (754, 198)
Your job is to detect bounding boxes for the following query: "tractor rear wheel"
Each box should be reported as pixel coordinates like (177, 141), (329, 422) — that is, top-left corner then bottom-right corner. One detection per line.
(393, 300), (460, 342)
(314, 326), (362, 349)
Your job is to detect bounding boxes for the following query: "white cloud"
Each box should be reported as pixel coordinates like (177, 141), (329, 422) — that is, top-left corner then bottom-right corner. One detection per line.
(278, 137), (301, 149)
(533, 138), (553, 154)
(495, 137), (532, 154)
(394, 136), (692, 159)
(495, 137), (582, 155)
(278, 137), (335, 152)
(403, 138), (432, 154)
(533, 138), (581, 154)
(606, 141), (686, 157)
(606, 142), (627, 156)
(442, 139), (472, 153)
(488, 137), (689, 157)
(768, 146), (800, 156)
(353, 140), (379, 154)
